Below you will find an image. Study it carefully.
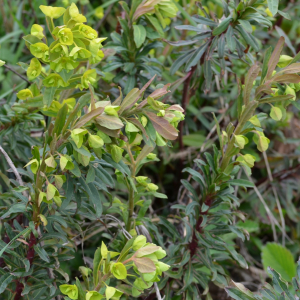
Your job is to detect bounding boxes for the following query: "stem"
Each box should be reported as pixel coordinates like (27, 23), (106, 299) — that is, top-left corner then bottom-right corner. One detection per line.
(220, 101), (258, 171)
(125, 143), (136, 232)
(4, 65), (31, 84)
(126, 185), (135, 232)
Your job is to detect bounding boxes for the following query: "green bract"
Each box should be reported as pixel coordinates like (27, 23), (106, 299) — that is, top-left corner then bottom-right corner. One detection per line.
(86, 291), (103, 300)
(27, 58), (42, 81)
(77, 24), (98, 39)
(40, 5), (66, 19)
(43, 74), (68, 87)
(30, 43), (49, 59)
(69, 3), (87, 23)
(77, 69), (97, 90)
(105, 287), (123, 300)
(59, 284), (78, 300)
(111, 262), (127, 279)
(31, 24), (44, 39)
(17, 89), (33, 100)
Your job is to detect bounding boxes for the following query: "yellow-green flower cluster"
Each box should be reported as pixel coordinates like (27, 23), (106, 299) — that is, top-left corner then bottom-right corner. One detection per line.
(26, 3), (106, 89)
(59, 235), (169, 299)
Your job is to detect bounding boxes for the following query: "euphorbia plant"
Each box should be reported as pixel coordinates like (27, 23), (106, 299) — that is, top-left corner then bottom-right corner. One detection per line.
(0, 3), (183, 299)
(159, 37), (300, 299)
(60, 235), (170, 299)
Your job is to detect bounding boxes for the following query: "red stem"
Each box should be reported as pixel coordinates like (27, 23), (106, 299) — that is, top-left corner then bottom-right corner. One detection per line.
(189, 194), (214, 257)
(14, 232), (37, 299)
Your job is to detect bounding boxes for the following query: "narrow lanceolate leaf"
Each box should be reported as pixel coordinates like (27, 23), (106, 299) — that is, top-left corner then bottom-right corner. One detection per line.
(192, 15), (217, 27)
(185, 42), (209, 71)
(0, 273), (15, 293)
(145, 112), (178, 140)
(267, 0), (279, 16)
(236, 25), (259, 52)
(272, 74), (300, 83)
(259, 94), (294, 104)
(266, 37), (285, 80)
(133, 24), (147, 48)
(218, 34), (225, 58)
(74, 107), (105, 129)
(165, 39), (198, 46)
(53, 104), (68, 136)
(261, 47), (273, 84)
(278, 62), (300, 74)
(212, 17), (232, 36)
(226, 25), (236, 52)
(244, 64), (260, 105)
(119, 88), (140, 114)
(268, 268), (294, 299)
(228, 179), (255, 188)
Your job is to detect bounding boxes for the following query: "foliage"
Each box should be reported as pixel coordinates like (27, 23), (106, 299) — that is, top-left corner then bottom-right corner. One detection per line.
(1, 0), (300, 300)
(226, 259), (300, 300)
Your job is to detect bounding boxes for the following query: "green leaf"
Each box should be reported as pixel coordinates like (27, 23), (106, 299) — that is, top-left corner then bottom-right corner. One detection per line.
(33, 244), (50, 263)
(270, 106), (282, 121)
(226, 25), (236, 52)
(43, 87), (56, 107)
(267, 0), (279, 16)
(53, 104), (68, 136)
(262, 243), (296, 282)
(0, 273), (15, 294)
(212, 17), (232, 36)
(133, 25), (147, 48)
(228, 179), (254, 188)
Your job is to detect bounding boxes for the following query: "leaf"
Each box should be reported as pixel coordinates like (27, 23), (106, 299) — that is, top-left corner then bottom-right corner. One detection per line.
(262, 243), (296, 282)
(0, 203), (28, 219)
(244, 64), (260, 105)
(43, 87), (56, 107)
(145, 112), (178, 140)
(228, 179), (254, 188)
(136, 245), (160, 257)
(33, 244), (50, 263)
(165, 39), (198, 46)
(270, 106), (282, 121)
(267, 0), (279, 16)
(95, 114), (124, 130)
(192, 16), (217, 27)
(212, 17), (232, 36)
(226, 25), (236, 52)
(133, 25), (147, 48)
(259, 94), (294, 104)
(185, 42), (209, 71)
(119, 88), (140, 113)
(218, 34), (225, 58)
(0, 273), (15, 294)
(266, 37), (285, 80)
(133, 257), (156, 273)
(268, 268), (294, 299)
(75, 107), (105, 129)
(272, 74), (300, 83)
(53, 104), (68, 136)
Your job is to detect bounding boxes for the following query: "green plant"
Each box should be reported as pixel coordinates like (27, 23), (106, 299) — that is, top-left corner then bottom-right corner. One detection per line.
(60, 235), (170, 299)
(160, 37), (300, 298)
(0, 2), (182, 299)
(226, 259), (300, 300)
